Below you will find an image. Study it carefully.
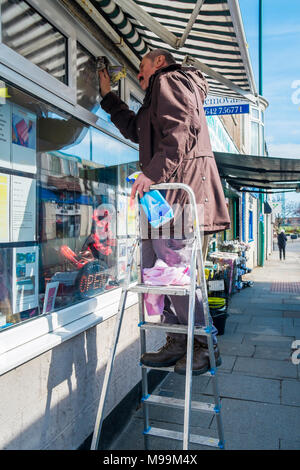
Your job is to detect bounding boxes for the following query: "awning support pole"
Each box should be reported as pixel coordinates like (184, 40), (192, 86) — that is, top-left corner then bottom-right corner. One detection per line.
(177, 0), (205, 48)
(113, 0), (179, 49)
(74, 0), (140, 69)
(182, 55), (258, 104)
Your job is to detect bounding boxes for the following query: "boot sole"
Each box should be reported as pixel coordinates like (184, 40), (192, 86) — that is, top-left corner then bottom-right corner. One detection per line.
(140, 356), (185, 368)
(174, 357), (222, 376)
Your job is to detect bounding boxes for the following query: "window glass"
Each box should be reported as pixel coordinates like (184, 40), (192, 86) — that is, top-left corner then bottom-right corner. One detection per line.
(251, 121), (259, 156)
(129, 93), (142, 113)
(1, 0), (68, 84)
(76, 43), (120, 116)
(260, 124), (265, 156)
(248, 210), (253, 241)
(251, 107), (259, 119)
(0, 79), (138, 331)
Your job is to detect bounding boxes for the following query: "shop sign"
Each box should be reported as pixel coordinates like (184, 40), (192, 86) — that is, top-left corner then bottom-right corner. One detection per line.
(204, 96), (250, 116)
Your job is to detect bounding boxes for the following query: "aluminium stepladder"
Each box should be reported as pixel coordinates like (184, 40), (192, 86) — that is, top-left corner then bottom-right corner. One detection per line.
(90, 183), (225, 451)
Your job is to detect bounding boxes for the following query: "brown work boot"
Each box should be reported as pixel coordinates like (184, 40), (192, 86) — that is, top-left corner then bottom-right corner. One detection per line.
(140, 335), (186, 367)
(174, 338), (222, 375)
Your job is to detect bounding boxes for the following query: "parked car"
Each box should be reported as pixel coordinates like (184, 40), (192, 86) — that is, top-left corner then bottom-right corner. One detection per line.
(291, 234), (297, 240)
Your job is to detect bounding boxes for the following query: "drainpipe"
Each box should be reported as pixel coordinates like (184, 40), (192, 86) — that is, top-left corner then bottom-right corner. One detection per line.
(258, 0), (265, 266)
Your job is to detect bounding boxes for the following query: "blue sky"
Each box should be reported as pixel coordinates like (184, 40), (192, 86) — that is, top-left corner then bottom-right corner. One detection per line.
(239, 0), (300, 203)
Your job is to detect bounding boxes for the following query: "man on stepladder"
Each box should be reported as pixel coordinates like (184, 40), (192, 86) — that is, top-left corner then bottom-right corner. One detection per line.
(98, 49), (230, 375)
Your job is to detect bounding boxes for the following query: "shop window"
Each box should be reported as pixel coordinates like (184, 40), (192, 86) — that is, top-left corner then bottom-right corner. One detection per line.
(76, 43), (120, 119)
(251, 121), (259, 156)
(0, 79), (138, 331)
(248, 210), (253, 242)
(1, 0), (68, 84)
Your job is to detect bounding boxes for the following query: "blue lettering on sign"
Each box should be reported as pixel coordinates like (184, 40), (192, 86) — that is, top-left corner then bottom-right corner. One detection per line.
(204, 104), (250, 116)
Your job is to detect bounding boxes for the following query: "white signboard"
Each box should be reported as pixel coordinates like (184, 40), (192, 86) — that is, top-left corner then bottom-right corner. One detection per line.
(12, 246), (39, 315)
(11, 175), (36, 242)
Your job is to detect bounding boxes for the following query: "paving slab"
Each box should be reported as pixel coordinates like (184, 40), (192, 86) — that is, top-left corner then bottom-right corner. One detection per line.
(280, 439), (300, 450)
(242, 334), (294, 349)
(254, 345), (292, 361)
(210, 398), (300, 441)
(284, 311), (300, 318)
(240, 308), (284, 317)
(203, 373), (281, 404)
(232, 356), (297, 379)
(236, 324), (284, 336)
(250, 317), (293, 327)
(281, 380), (300, 406)
(218, 341), (255, 358)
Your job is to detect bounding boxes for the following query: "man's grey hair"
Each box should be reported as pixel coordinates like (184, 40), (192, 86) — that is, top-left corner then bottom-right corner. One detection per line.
(146, 48), (176, 65)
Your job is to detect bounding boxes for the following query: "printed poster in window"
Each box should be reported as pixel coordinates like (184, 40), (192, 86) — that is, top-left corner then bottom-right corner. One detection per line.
(127, 196), (137, 236)
(0, 102), (12, 169)
(117, 240), (127, 280)
(117, 193), (127, 236)
(0, 173), (10, 242)
(12, 246), (39, 315)
(11, 175), (36, 242)
(127, 238), (137, 283)
(11, 104), (37, 173)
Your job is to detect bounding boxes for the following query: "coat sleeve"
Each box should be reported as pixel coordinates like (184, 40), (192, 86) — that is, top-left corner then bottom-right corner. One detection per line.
(142, 74), (192, 183)
(100, 92), (139, 144)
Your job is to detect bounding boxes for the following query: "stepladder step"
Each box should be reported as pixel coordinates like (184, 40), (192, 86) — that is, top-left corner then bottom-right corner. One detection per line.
(129, 283), (191, 296)
(144, 426), (220, 448)
(142, 393), (218, 414)
(138, 321), (212, 335)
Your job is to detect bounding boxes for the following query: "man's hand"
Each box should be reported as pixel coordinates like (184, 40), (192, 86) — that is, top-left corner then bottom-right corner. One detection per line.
(130, 173), (154, 206)
(98, 69), (111, 98)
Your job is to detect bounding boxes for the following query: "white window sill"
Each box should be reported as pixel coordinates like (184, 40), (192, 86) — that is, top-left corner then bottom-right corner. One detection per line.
(0, 288), (138, 376)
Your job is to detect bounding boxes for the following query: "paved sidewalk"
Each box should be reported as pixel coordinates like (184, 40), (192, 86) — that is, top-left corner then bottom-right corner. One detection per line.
(110, 240), (300, 450)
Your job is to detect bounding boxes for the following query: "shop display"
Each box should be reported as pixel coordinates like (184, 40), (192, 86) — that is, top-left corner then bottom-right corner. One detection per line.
(0, 80), (140, 331)
(0, 102), (11, 168)
(42, 281), (59, 314)
(205, 239), (254, 335)
(11, 175), (36, 242)
(12, 246), (39, 315)
(11, 104), (37, 173)
(0, 173), (9, 242)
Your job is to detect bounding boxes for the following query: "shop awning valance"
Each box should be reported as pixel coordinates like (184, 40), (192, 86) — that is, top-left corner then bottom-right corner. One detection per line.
(78, 0), (257, 102)
(214, 152), (300, 192)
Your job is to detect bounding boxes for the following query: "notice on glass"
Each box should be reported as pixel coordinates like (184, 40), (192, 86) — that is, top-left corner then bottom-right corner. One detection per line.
(12, 246), (39, 315)
(0, 102), (12, 169)
(11, 104), (37, 173)
(117, 193), (127, 236)
(11, 175), (36, 242)
(42, 281), (59, 314)
(0, 173), (10, 242)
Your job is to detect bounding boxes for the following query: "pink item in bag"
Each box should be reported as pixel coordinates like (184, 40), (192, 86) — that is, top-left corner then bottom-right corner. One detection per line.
(143, 259), (190, 316)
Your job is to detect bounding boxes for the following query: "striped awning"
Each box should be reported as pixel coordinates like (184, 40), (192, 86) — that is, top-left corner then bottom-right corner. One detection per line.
(90, 0), (257, 101)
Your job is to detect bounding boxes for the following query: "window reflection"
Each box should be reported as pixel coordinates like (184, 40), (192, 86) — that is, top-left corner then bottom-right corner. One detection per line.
(1, 0), (68, 84)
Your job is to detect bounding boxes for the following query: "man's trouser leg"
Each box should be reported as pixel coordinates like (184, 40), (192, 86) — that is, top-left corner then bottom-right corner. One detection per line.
(141, 237), (218, 344)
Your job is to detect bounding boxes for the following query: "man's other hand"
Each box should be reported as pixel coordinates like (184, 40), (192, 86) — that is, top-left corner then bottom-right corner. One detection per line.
(130, 173), (154, 205)
(98, 69), (111, 98)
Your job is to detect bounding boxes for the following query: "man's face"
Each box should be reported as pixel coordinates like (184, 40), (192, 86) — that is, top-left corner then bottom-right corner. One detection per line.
(137, 56), (158, 91)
